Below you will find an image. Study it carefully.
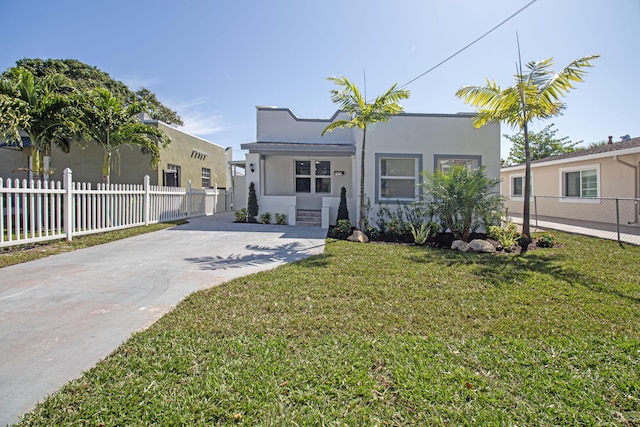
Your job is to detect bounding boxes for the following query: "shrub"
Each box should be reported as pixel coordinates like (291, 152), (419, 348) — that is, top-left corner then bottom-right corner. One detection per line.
(259, 212), (271, 224)
(337, 187), (349, 222)
(247, 182), (258, 222)
(330, 219), (353, 240)
(409, 221), (440, 245)
(275, 213), (287, 225)
(536, 232), (557, 248)
(234, 208), (247, 223)
(364, 224), (379, 241)
(420, 165), (503, 242)
(488, 222), (520, 250)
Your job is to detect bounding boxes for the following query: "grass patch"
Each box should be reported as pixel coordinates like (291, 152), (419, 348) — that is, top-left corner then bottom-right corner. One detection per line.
(17, 232), (640, 426)
(0, 220), (186, 268)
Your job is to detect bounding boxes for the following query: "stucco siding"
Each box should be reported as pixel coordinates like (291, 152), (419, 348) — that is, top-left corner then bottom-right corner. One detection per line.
(257, 108), (353, 144)
(154, 123), (227, 189)
(2, 122), (228, 189)
(246, 108), (500, 226)
(501, 151), (640, 224)
(362, 114), (500, 218)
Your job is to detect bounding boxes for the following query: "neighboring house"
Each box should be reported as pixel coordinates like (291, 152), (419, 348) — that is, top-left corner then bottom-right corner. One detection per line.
(501, 136), (640, 225)
(0, 121), (228, 189)
(240, 106), (500, 226)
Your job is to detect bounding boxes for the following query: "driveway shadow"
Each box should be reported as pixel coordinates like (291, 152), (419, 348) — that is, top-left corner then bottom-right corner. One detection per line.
(185, 242), (325, 270)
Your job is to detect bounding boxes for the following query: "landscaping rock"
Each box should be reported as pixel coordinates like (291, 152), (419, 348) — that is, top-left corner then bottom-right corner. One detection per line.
(469, 239), (496, 253)
(451, 240), (471, 252)
(347, 230), (369, 243)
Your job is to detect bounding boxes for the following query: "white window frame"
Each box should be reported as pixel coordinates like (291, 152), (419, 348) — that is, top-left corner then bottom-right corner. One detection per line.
(201, 167), (211, 188)
(559, 163), (601, 203)
(434, 154), (482, 173)
(509, 172), (533, 200)
(375, 153), (422, 203)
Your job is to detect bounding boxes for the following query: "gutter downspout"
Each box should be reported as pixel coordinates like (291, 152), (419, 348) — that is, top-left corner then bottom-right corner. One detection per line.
(614, 155), (639, 224)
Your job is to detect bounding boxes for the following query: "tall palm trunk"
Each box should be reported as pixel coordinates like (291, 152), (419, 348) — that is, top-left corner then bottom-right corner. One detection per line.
(102, 151), (111, 185)
(359, 127), (367, 231)
(522, 123), (531, 239)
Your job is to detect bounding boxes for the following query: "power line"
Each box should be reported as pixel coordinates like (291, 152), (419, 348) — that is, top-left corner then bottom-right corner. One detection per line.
(399, 0), (538, 89)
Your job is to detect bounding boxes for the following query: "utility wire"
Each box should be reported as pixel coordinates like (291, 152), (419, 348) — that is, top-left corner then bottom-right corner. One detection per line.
(399, 0), (538, 89)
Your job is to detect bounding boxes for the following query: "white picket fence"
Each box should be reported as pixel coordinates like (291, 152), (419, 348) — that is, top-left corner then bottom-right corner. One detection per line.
(1, 168), (227, 249)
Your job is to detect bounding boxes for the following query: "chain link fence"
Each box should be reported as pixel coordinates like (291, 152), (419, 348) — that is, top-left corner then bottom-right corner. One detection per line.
(503, 196), (640, 245)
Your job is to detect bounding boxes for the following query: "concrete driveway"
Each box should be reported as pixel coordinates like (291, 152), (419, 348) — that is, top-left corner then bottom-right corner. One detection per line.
(0, 213), (327, 426)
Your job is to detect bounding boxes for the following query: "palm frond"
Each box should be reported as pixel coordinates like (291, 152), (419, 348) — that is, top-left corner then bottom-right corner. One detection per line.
(320, 119), (357, 135)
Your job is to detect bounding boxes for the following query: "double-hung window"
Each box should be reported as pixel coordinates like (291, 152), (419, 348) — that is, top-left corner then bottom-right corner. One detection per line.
(376, 154), (421, 202)
(295, 160), (331, 193)
(201, 167), (211, 188)
(509, 173), (532, 198)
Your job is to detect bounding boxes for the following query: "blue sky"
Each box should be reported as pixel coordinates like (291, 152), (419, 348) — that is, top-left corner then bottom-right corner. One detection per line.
(2, 0), (638, 160)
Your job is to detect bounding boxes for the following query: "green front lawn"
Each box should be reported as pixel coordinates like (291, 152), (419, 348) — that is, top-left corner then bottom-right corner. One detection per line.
(18, 233), (640, 426)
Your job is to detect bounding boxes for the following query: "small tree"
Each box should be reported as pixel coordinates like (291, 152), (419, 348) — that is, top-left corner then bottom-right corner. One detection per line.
(322, 76), (410, 231)
(247, 182), (258, 223)
(455, 54), (599, 241)
(505, 124), (580, 165)
(337, 186), (349, 222)
(0, 67), (77, 179)
(420, 165), (502, 242)
(77, 88), (169, 184)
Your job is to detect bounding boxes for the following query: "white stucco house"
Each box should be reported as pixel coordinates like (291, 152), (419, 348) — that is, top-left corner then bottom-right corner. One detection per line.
(239, 106), (500, 227)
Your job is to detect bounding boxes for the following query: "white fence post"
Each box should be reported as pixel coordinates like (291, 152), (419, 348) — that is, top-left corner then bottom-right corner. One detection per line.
(63, 168), (73, 241)
(143, 175), (150, 226)
(187, 180), (192, 218)
(214, 182), (218, 214)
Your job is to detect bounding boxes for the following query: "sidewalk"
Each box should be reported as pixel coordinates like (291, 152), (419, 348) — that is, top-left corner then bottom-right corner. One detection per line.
(510, 215), (640, 245)
(0, 213), (327, 426)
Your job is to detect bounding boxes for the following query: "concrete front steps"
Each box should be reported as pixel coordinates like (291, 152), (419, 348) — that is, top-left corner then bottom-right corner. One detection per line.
(296, 209), (322, 226)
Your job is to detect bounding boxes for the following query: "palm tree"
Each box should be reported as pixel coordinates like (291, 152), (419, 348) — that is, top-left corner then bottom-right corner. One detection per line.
(0, 67), (76, 179)
(78, 88), (169, 185)
(322, 76), (410, 231)
(455, 54), (599, 241)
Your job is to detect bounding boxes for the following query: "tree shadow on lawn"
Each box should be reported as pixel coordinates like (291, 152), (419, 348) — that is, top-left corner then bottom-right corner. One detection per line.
(405, 248), (640, 304)
(185, 242), (331, 270)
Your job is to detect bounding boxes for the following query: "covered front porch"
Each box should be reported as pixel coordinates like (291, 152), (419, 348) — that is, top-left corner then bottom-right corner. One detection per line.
(241, 142), (357, 227)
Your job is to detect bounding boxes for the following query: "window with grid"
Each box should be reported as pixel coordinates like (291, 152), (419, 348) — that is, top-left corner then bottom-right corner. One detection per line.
(201, 168), (211, 188)
(164, 164), (181, 187)
(295, 160), (331, 193)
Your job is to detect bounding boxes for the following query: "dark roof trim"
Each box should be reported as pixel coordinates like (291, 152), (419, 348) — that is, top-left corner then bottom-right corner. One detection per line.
(509, 136), (640, 167)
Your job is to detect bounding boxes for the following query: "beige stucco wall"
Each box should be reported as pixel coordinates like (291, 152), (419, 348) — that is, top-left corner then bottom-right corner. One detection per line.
(501, 151), (640, 224)
(152, 122), (227, 189)
(3, 122), (228, 189)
